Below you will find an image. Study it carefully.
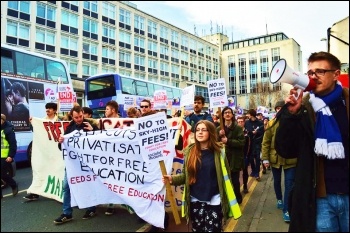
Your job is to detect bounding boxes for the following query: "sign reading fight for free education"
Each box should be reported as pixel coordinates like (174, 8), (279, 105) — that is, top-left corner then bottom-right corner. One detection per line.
(29, 117), (190, 228)
(133, 112), (175, 163)
(207, 78), (228, 108)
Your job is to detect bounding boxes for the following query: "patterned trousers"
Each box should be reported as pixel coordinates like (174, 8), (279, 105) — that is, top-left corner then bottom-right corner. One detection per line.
(190, 201), (223, 232)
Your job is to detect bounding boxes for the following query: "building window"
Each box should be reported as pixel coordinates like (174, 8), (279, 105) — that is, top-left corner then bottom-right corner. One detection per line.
(102, 25), (115, 39)
(36, 30), (55, 45)
(134, 15), (145, 30)
(171, 49), (179, 59)
(119, 51), (131, 63)
(8, 1), (30, 13)
(119, 31), (131, 44)
(102, 2), (115, 19)
(66, 60), (78, 74)
(181, 35), (188, 48)
(83, 18), (98, 34)
(171, 30), (179, 44)
(160, 26), (168, 39)
(148, 20), (157, 35)
(238, 53), (247, 94)
(83, 1), (97, 12)
(148, 58), (157, 69)
(83, 42), (98, 55)
(6, 21), (30, 46)
(259, 49), (269, 91)
(119, 8), (131, 25)
(135, 55), (145, 66)
(37, 3), (56, 21)
(148, 41), (157, 53)
(102, 47), (115, 59)
(68, 1), (79, 6)
(102, 67), (116, 73)
(134, 36), (145, 49)
(82, 63), (97, 76)
(62, 10), (78, 28)
(160, 62), (169, 72)
(181, 51), (188, 62)
(60, 35), (78, 56)
(189, 38), (196, 50)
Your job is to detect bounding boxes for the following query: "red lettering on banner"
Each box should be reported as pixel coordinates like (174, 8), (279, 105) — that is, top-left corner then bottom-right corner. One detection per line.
(70, 175), (96, 184)
(103, 182), (125, 194)
(43, 122), (64, 142)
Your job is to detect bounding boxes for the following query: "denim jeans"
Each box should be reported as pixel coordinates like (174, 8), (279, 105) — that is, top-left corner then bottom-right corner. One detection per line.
(316, 194), (349, 232)
(62, 170), (96, 216)
(249, 150), (261, 177)
(271, 166), (296, 213)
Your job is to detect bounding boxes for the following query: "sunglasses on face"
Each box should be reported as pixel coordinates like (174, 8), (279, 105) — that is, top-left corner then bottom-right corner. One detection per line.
(140, 105), (149, 108)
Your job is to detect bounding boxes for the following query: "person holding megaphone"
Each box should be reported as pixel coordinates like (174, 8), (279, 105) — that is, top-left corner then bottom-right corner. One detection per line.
(273, 52), (349, 232)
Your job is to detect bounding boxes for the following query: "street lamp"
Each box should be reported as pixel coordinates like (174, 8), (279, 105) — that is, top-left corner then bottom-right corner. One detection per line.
(320, 38), (327, 51)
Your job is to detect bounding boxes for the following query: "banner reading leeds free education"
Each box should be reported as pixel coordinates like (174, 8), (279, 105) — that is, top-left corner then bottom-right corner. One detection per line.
(28, 117), (191, 228)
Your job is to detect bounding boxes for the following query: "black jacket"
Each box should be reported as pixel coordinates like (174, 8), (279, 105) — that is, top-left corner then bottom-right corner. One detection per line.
(58, 119), (99, 150)
(1, 121), (17, 158)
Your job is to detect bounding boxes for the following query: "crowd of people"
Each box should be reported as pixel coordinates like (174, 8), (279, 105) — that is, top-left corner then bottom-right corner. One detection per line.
(1, 51), (348, 232)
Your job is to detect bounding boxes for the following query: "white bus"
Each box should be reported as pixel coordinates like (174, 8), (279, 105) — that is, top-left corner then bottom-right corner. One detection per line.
(1, 43), (73, 164)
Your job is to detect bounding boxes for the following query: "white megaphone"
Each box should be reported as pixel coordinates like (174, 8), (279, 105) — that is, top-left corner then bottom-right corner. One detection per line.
(270, 59), (316, 98)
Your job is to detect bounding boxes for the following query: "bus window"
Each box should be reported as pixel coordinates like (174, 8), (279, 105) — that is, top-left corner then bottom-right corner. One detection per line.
(148, 83), (155, 97)
(121, 77), (136, 95)
(135, 80), (148, 96)
(46, 60), (68, 83)
(163, 86), (173, 99)
(15, 52), (44, 77)
(173, 88), (181, 99)
(87, 75), (115, 100)
(1, 48), (14, 74)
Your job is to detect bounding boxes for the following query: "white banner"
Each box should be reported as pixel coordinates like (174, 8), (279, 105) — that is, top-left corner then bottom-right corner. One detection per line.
(133, 112), (174, 163)
(62, 126), (174, 228)
(153, 90), (168, 110)
(207, 78), (228, 108)
(28, 117), (192, 227)
(180, 85), (195, 107)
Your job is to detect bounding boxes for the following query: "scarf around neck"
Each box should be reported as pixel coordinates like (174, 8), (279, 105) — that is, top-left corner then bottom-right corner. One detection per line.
(309, 82), (344, 159)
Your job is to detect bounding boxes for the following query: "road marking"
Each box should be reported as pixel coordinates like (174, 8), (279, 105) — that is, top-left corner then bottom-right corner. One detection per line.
(2, 190), (26, 198)
(223, 177), (258, 232)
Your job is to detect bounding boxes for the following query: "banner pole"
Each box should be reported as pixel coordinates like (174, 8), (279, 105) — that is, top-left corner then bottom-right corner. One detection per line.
(159, 160), (181, 225)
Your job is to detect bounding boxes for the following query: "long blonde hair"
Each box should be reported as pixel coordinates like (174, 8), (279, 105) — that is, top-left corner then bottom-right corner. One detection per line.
(187, 120), (223, 184)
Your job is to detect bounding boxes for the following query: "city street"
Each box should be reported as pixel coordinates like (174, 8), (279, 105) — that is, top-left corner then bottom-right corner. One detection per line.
(2, 164), (289, 232)
(1, 164), (146, 232)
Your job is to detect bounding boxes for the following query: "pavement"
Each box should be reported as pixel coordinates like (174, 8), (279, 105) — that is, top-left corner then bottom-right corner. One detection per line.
(140, 167), (290, 232)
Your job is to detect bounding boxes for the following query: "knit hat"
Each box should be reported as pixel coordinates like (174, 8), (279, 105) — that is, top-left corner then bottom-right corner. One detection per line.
(275, 100), (285, 111)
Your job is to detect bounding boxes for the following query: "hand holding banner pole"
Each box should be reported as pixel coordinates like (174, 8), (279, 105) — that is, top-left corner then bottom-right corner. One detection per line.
(159, 160), (181, 225)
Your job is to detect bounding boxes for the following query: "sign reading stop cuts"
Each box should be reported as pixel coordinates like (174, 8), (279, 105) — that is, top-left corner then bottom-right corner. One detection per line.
(58, 84), (74, 112)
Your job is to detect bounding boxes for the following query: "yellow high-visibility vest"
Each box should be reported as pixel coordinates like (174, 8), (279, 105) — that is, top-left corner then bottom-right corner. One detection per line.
(1, 130), (10, 158)
(220, 148), (242, 219)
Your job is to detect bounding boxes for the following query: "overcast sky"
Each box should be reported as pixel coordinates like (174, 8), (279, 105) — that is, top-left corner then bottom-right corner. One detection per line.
(131, 1), (349, 72)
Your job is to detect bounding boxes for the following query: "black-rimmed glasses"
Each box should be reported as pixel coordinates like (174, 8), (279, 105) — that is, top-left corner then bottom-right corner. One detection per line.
(306, 69), (336, 77)
(140, 106), (149, 108)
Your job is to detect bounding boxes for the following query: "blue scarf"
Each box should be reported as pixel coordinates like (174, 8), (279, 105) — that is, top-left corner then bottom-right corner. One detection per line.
(309, 82), (344, 159)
